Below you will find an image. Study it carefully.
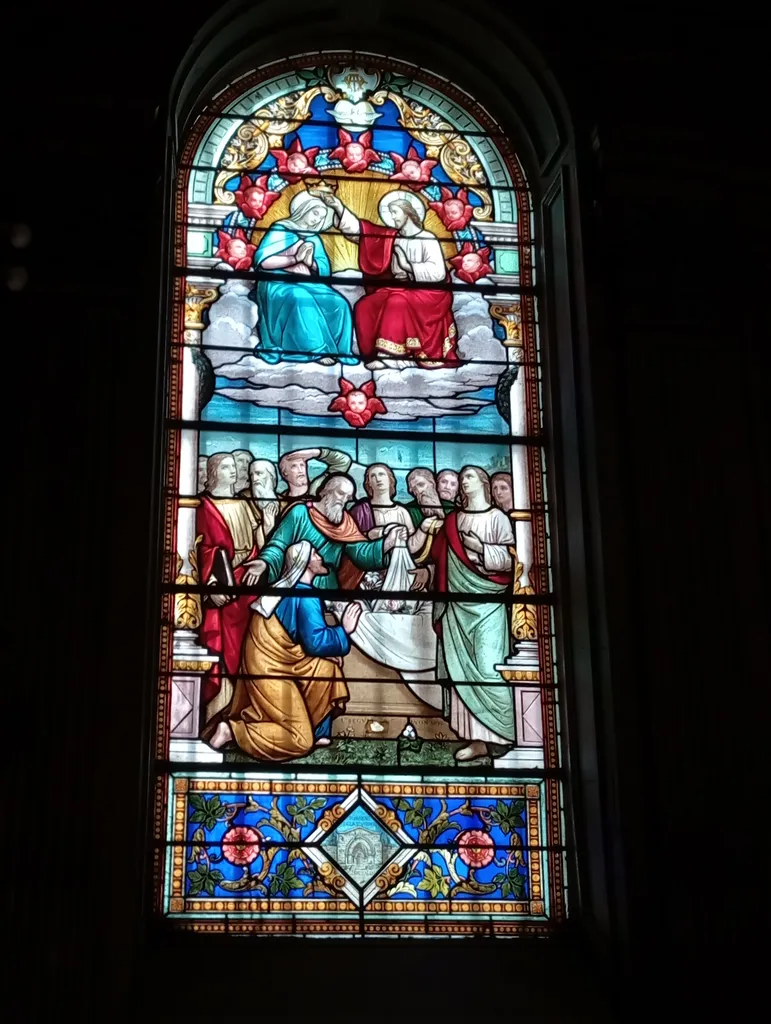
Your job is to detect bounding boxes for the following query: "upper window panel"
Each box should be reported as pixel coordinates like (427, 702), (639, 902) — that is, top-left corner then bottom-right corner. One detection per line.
(177, 59), (538, 439)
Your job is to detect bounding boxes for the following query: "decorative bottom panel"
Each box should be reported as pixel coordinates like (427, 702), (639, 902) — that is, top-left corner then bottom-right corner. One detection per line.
(162, 773), (562, 936)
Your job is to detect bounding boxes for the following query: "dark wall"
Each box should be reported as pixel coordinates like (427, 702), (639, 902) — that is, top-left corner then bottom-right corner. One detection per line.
(8, 4), (768, 1018)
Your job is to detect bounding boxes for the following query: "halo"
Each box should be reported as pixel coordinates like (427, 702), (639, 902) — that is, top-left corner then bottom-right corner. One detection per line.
(378, 189), (426, 228)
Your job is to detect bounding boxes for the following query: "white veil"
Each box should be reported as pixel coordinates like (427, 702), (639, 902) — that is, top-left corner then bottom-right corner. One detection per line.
(250, 540), (311, 618)
(276, 192), (334, 235)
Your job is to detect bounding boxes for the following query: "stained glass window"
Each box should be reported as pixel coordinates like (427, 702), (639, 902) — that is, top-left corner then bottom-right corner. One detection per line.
(154, 54), (566, 937)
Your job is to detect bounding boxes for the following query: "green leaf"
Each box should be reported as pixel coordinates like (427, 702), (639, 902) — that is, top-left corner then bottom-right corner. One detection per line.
(188, 794), (205, 811)
(500, 821), (511, 836)
(286, 803), (297, 816)
(210, 870), (224, 884)
(501, 881), (512, 898)
(492, 873), (506, 884)
(497, 799), (507, 817)
(310, 798), (326, 810)
(296, 796), (307, 809)
(268, 877), (280, 896)
(209, 795), (221, 810)
(189, 810), (206, 825)
(414, 798), (424, 811)
(509, 871), (526, 896)
(394, 798), (410, 811)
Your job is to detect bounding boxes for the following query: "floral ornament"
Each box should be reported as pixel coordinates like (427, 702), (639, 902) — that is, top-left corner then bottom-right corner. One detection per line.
(389, 145), (437, 185)
(221, 826), (261, 866)
(270, 138), (321, 184)
(449, 242), (493, 284)
(328, 377), (387, 428)
(215, 228), (257, 271)
(234, 174), (280, 221)
(429, 187), (475, 231)
(329, 129), (380, 173)
(457, 828), (495, 868)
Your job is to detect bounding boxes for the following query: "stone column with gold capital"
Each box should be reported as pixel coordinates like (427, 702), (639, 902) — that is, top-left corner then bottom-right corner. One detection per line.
(170, 279), (223, 762)
(488, 296), (543, 769)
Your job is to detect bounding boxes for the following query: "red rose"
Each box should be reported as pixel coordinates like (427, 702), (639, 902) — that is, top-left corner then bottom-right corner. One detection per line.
(449, 242), (493, 284)
(234, 174), (279, 220)
(214, 228), (257, 271)
(328, 377), (387, 428)
(330, 129), (379, 174)
(389, 145), (437, 186)
(222, 826), (261, 866)
(457, 829), (495, 868)
(270, 138), (320, 184)
(429, 187), (474, 231)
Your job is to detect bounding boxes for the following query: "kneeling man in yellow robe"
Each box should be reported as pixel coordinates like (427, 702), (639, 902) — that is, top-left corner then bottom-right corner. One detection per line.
(205, 541), (361, 761)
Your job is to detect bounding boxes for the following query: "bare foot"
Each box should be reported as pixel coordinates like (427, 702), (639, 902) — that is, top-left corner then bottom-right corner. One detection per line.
(454, 740), (487, 761)
(208, 721), (234, 750)
(365, 359), (385, 370)
(318, 357), (336, 366)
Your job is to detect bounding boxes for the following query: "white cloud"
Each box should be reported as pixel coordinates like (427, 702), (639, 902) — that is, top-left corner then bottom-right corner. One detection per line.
(209, 279), (508, 420)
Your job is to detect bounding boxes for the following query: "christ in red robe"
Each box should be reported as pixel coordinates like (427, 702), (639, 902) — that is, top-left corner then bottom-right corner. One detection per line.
(332, 196), (459, 367)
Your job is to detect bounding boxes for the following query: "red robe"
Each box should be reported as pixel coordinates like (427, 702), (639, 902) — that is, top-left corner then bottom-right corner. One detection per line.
(431, 511), (511, 638)
(196, 496), (257, 706)
(355, 220), (458, 365)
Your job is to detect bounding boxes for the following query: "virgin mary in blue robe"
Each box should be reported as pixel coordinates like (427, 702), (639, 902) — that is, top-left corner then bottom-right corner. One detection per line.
(254, 191), (357, 364)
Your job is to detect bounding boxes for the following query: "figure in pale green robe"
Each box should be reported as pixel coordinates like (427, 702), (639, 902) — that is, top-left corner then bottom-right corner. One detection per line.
(433, 488), (516, 759)
(254, 191), (356, 364)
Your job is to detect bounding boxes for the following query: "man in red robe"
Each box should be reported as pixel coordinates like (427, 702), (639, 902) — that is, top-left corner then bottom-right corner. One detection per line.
(196, 453), (261, 717)
(323, 191), (458, 368)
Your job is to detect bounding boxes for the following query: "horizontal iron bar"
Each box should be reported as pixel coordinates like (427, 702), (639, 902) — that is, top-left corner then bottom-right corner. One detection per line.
(158, 761), (559, 778)
(174, 341), (541, 367)
(166, 418), (545, 446)
(174, 264), (536, 294)
(158, 672), (555, 688)
(175, 217), (528, 244)
(163, 583), (554, 604)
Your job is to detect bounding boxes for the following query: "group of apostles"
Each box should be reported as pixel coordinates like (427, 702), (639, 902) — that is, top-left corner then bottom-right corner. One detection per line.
(193, 445), (519, 763)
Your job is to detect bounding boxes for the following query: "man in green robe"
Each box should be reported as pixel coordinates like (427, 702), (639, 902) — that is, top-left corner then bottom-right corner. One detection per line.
(243, 474), (405, 591)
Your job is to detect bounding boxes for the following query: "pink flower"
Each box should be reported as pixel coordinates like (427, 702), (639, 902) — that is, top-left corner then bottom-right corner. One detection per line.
(389, 145), (437, 185)
(215, 228), (257, 271)
(457, 829), (495, 868)
(270, 138), (320, 184)
(328, 378), (387, 428)
(429, 187), (474, 232)
(449, 242), (493, 284)
(330, 129), (379, 174)
(234, 174), (280, 221)
(222, 826), (261, 866)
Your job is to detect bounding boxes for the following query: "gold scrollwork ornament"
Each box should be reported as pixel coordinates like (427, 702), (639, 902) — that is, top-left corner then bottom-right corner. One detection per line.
(174, 535), (204, 631)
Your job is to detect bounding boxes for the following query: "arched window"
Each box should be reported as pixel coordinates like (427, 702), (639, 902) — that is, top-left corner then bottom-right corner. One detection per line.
(151, 28), (597, 938)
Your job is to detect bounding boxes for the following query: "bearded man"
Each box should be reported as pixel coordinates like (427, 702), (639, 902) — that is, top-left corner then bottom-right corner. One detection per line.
(248, 459), (280, 540)
(242, 473), (405, 591)
(436, 469), (459, 504)
(405, 467), (456, 529)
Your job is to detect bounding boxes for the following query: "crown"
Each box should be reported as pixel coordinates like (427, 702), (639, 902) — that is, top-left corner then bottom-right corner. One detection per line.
(306, 178), (339, 197)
